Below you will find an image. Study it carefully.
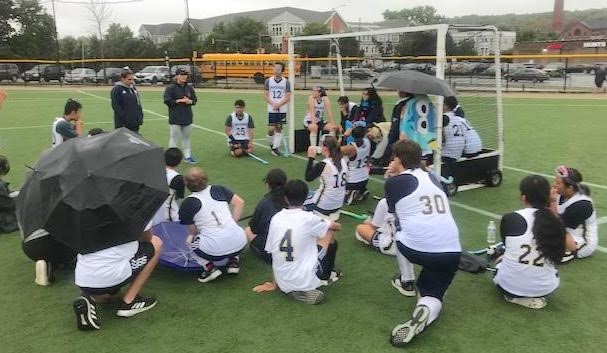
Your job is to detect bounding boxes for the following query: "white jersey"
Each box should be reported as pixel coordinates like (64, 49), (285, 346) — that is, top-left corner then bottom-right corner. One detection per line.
(265, 76), (290, 113)
(347, 138), (371, 184)
(387, 168), (461, 253)
(493, 208), (559, 297)
(311, 157), (348, 211)
(51, 117), (65, 147)
(557, 192), (598, 257)
(152, 168), (180, 225)
(460, 117), (482, 155)
(303, 97), (326, 125)
(185, 187), (247, 256)
(442, 112), (466, 159)
(229, 112), (252, 141)
(265, 208), (331, 293)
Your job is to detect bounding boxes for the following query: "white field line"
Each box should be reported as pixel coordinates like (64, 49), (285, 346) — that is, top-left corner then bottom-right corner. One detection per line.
(79, 90), (607, 253)
(503, 166), (607, 191)
(0, 118), (166, 131)
(597, 216), (607, 225)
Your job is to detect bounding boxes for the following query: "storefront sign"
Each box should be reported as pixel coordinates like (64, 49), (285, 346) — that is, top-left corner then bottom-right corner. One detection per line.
(583, 42), (606, 48)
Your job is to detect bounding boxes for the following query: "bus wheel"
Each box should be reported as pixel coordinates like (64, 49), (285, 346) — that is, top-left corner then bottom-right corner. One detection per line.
(253, 72), (265, 84)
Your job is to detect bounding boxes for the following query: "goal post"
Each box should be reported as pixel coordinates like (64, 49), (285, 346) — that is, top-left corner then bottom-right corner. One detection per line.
(288, 24), (504, 181)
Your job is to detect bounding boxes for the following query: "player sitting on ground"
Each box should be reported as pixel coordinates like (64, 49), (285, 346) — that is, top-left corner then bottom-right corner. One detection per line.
(245, 169), (288, 264)
(494, 175), (576, 309)
(225, 99), (255, 157)
(179, 167), (247, 283)
(354, 197), (397, 256)
(551, 166), (598, 260)
(444, 96), (482, 158)
(73, 222), (162, 331)
(253, 179), (341, 304)
(303, 86), (339, 153)
(152, 148), (185, 225)
(342, 126), (371, 205)
(304, 136), (348, 221)
(385, 140), (461, 347)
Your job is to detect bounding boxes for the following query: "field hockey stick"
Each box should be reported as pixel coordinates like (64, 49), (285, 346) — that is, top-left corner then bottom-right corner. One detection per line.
(282, 134), (290, 157)
(247, 152), (269, 165)
(468, 242), (504, 255)
(440, 175), (455, 184)
(373, 195), (382, 201)
(238, 214), (254, 222)
(339, 209), (369, 220)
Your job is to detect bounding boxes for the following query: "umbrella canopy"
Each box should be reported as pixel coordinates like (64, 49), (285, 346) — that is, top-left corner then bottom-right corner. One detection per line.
(153, 221), (203, 271)
(16, 128), (168, 254)
(374, 70), (457, 97)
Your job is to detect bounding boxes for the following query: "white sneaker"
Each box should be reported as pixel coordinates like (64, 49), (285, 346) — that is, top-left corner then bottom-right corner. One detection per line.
(391, 304), (430, 346)
(504, 295), (547, 309)
(35, 260), (49, 286)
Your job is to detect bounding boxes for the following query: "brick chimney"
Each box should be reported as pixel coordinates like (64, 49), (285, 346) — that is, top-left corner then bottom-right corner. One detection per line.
(553, 0), (564, 33)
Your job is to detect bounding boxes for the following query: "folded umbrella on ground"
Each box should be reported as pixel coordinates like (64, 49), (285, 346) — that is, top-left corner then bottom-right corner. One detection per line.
(16, 128), (168, 254)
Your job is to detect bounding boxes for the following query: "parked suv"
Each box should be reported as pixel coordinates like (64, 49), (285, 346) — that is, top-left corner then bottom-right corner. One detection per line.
(0, 63), (20, 82)
(65, 68), (97, 83)
(135, 66), (170, 84)
(41, 65), (66, 82)
(96, 67), (122, 83)
(23, 64), (50, 82)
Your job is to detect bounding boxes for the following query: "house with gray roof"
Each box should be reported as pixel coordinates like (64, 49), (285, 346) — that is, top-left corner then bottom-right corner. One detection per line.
(138, 23), (182, 45)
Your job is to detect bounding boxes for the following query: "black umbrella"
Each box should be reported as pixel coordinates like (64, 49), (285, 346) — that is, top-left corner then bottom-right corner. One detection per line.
(16, 128), (168, 254)
(374, 70), (457, 97)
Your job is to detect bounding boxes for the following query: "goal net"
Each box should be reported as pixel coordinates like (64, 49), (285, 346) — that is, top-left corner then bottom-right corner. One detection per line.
(287, 24), (504, 180)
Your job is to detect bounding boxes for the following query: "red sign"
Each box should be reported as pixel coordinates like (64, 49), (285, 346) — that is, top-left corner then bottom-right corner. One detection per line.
(545, 43), (563, 50)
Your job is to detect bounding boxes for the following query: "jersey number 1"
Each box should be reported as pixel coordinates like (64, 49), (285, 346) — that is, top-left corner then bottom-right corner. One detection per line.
(279, 230), (294, 262)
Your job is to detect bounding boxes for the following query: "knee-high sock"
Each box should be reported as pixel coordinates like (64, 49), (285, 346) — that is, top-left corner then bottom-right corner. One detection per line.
(417, 296), (442, 325)
(272, 132), (282, 149)
(396, 251), (415, 282)
(310, 132), (318, 147)
(266, 134), (273, 145)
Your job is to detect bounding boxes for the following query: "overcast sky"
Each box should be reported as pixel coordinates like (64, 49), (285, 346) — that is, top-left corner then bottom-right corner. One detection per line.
(45, 0), (607, 38)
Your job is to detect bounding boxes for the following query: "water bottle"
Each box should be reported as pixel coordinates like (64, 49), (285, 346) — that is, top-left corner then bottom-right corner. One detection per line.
(486, 220), (497, 246)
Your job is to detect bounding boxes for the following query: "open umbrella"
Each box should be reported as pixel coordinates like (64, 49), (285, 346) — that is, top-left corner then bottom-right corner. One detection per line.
(374, 70), (457, 97)
(16, 128), (168, 254)
(153, 221), (203, 271)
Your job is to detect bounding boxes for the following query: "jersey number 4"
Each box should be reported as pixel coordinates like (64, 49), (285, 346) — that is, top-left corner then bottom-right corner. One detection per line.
(279, 230), (294, 262)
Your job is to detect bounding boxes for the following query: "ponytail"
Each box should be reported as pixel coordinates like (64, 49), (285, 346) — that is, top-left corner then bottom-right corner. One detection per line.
(323, 136), (343, 172)
(533, 208), (566, 265)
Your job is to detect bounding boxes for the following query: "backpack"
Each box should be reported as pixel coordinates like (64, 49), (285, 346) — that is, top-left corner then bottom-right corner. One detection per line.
(459, 252), (489, 274)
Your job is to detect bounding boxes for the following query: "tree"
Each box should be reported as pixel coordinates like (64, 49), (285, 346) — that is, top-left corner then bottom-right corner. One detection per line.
(382, 6), (445, 25)
(104, 23), (135, 58)
(206, 17), (268, 53)
(0, 0), (16, 57)
(59, 36), (81, 60)
(10, 0), (56, 59)
(296, 23), (330, 58)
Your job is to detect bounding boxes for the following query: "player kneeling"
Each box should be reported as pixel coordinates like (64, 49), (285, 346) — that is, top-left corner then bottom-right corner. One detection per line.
(253, 180), (341, 304)
(342, 126), (371, 205)
(354, 198), (396, 256)
(225, 99), (255, 157)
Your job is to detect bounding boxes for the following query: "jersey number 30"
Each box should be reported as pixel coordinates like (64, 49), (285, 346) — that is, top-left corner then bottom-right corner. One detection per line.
(280, 230), (294, 262)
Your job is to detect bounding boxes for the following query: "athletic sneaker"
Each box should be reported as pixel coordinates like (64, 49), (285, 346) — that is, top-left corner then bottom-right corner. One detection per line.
(198, 264), (222, 283)
(320, 269), (342, 287)
(355, 231), (370, 245)
(34, 260), (50, 286)
(391, 275), (416, 297)
(288, 289), (325, 304)
(270, 148), (281, 157)
(504, 295), (547, 309)
(357, 190), (370, 201)
(345, 190), (359, 205)
(226, 257), (240, 275)
(73, 295), (100, 331)
(184, 156), (198, 164)
(561, 251), (575, 264)
(391, 304), (430, 347)
(380, 240), (397, 256)
(116, 295), (157, 317)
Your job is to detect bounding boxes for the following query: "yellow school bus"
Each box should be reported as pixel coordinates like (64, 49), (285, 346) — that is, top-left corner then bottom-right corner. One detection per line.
(199, 53), (300, 83)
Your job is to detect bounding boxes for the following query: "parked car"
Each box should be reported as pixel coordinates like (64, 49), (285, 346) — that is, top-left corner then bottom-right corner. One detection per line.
(507, 68), (550, 83)
(347, 68), (375, 80)
(135, 66), (171, 84)
(40, 65), (66, 82)
(543, 62), (566, 77)
(22, 64), (50, 82)
(96, 67), (122, 83)
(170, 65), (203, 82)
(0, 63), (20, 82)
(65, 68), (97, 84)
(565, 63), (593, 74)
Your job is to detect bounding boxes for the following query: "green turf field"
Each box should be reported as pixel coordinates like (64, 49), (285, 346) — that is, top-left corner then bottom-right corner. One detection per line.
(0, 87), (605, 353)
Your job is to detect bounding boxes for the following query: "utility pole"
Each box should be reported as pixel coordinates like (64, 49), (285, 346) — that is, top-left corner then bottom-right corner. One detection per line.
(185, 0), (196, 84)
(50, 0), (62, 86)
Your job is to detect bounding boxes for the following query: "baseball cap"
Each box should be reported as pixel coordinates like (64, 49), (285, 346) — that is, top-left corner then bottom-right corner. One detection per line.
(175, 68), (189, 75)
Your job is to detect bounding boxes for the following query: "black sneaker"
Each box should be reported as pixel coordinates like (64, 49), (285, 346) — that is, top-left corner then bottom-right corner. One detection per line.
(319, 269), (342, 287)
(198, 264), (222, 283)
(391, 275), (416, 297)
(73, 295), (100, 331)
(226, 257), (240, 275)
(270, 148), (281, 157)
(116, 295), (157, 317)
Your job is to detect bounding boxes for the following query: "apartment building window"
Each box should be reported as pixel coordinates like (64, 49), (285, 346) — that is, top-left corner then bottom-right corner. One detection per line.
(272, 24), (282, 36)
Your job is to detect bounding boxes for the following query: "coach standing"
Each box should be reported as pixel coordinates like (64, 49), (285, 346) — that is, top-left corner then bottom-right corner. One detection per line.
(111, 68), (144, 133)
(164, 68), (198, 164)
